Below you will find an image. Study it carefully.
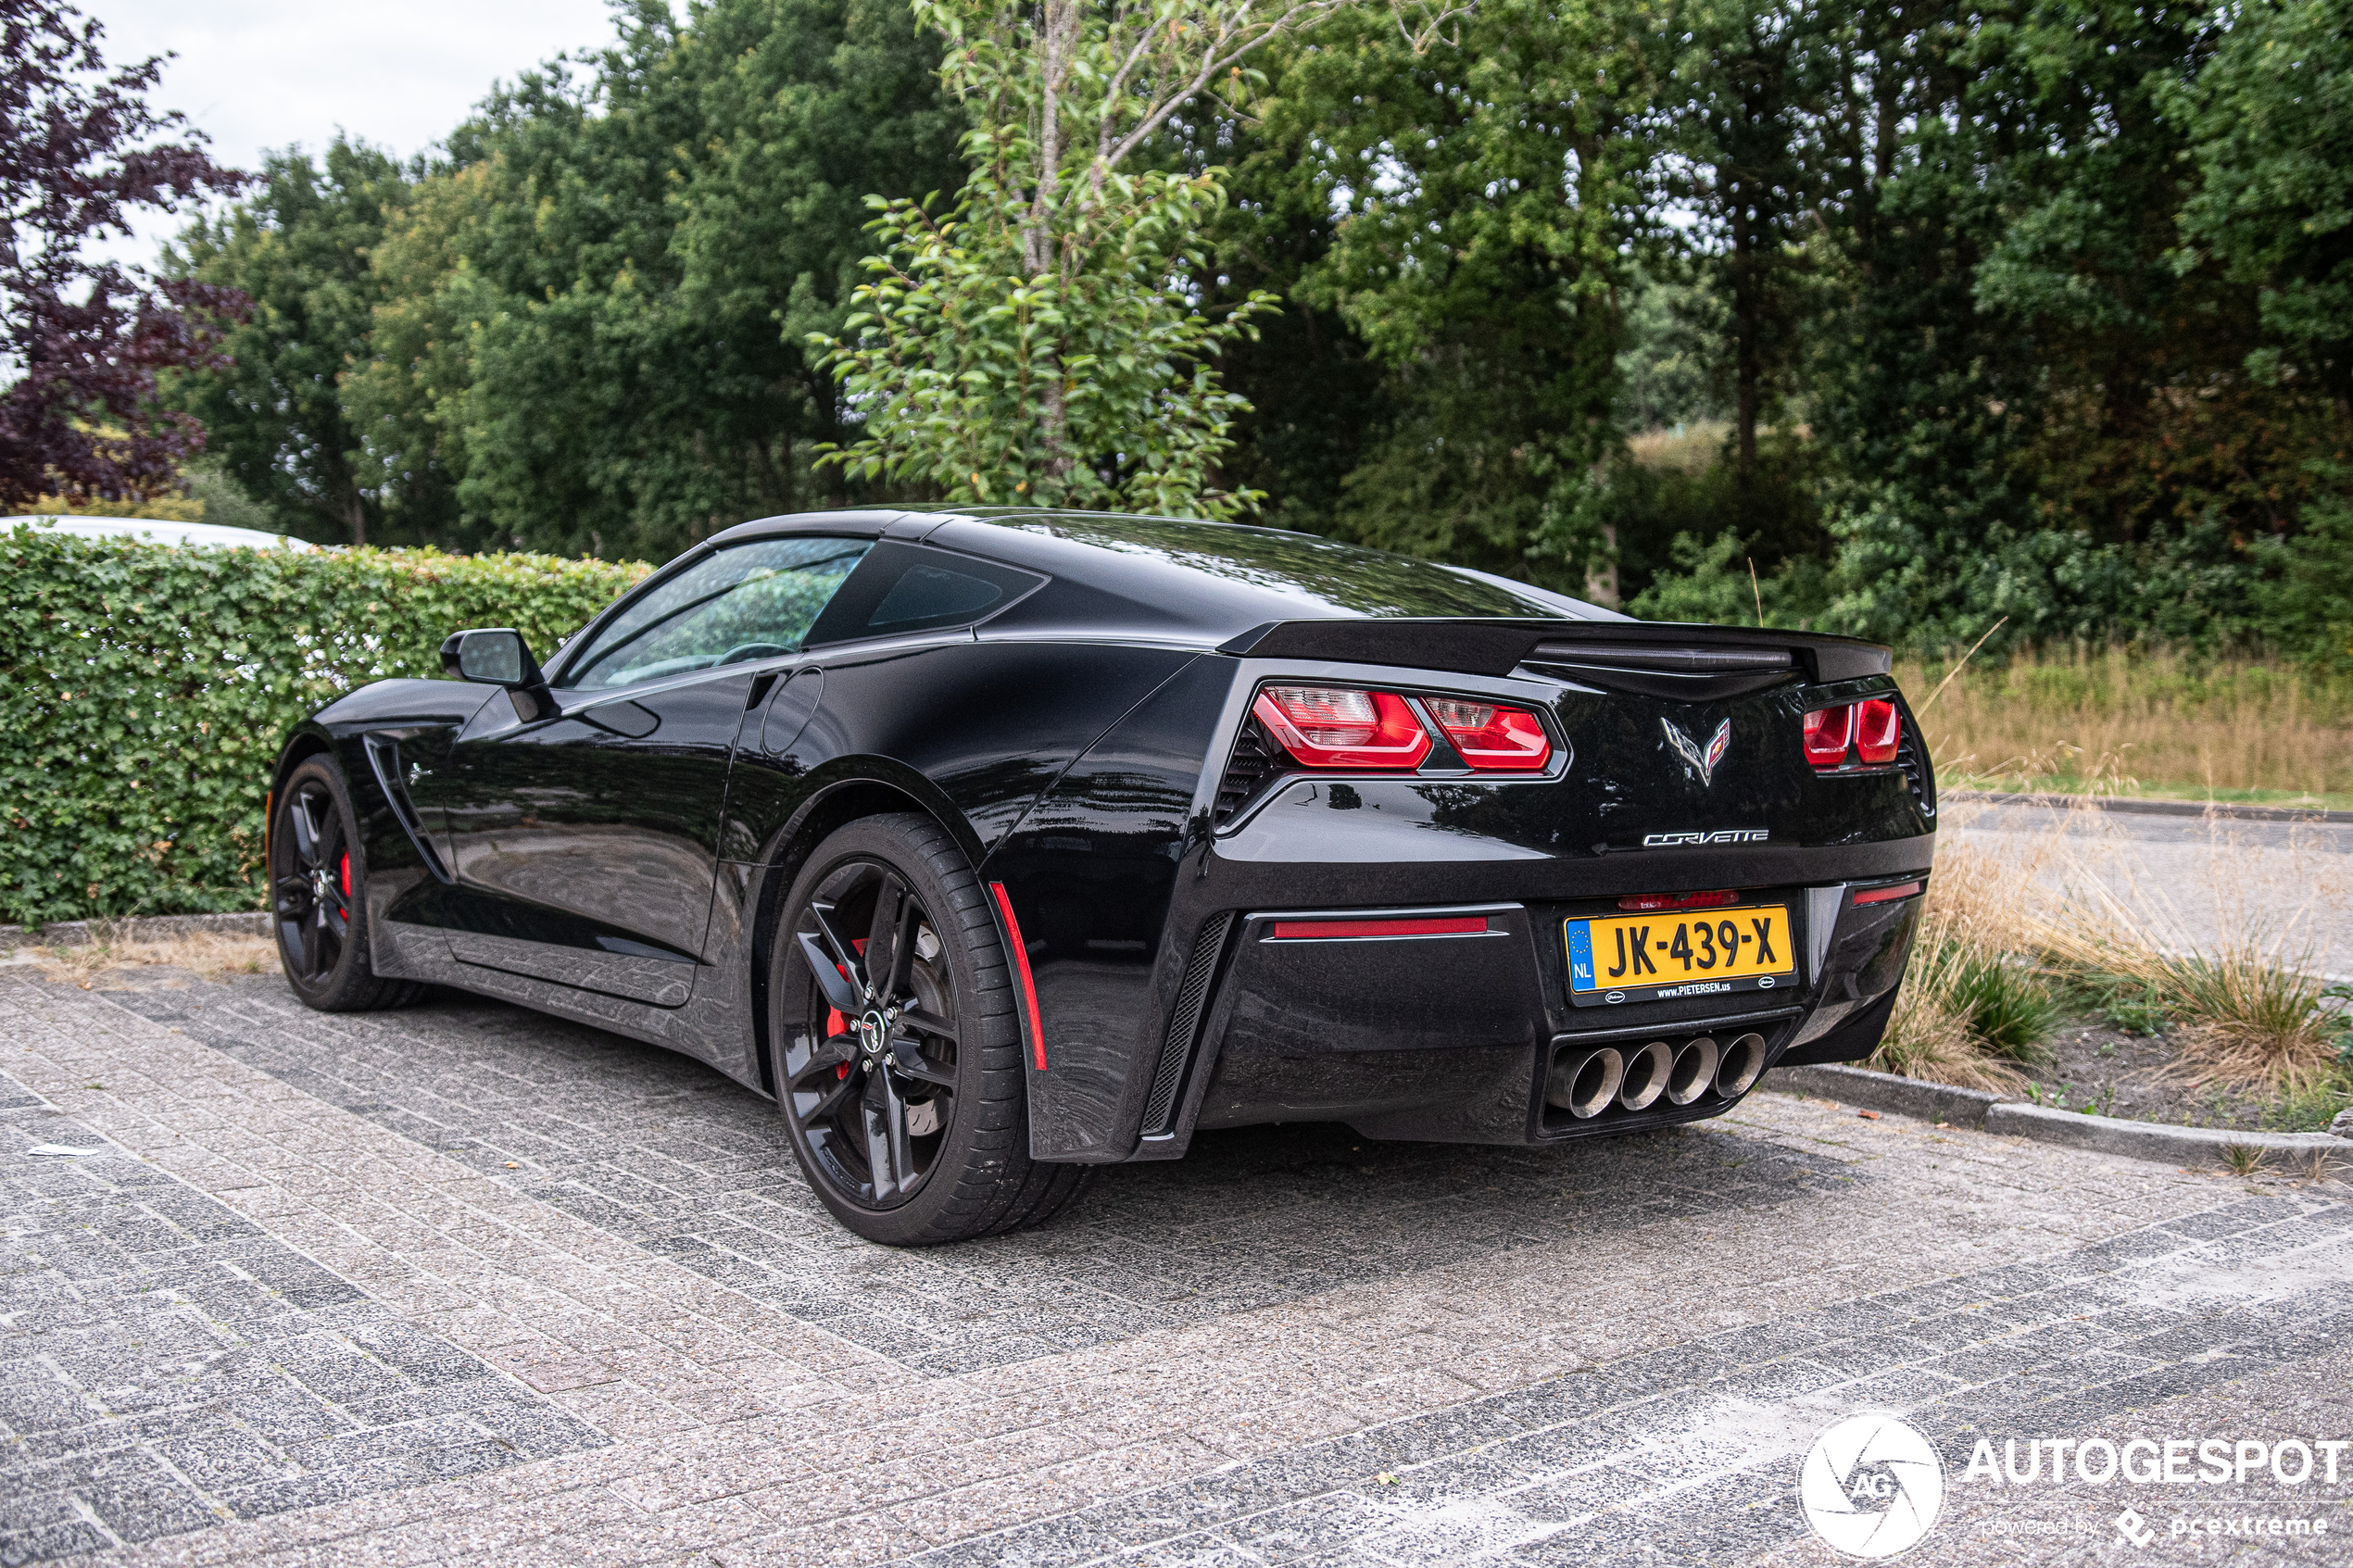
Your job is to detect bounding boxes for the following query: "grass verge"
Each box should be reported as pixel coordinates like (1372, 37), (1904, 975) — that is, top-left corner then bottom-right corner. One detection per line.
(1902, 645), (2353, 802)
(20, 927), (280, 990)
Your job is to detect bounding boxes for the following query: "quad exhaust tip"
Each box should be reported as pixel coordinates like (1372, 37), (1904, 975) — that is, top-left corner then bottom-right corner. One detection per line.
(1666, 1036), (1718, 1106)
(1716, 1032), (1766, 1098)
(1547, 1047), (1624, 1120)
(1549, 1030), (1769, 1122)
(1617, 1040), (1672, 1111)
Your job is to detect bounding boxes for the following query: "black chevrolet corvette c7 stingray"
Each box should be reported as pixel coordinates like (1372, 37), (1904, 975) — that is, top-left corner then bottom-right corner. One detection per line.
(267, 508), (1934, 1243)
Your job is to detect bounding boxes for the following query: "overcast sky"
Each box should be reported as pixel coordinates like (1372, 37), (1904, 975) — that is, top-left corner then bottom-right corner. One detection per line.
(86, 0), (635, 269)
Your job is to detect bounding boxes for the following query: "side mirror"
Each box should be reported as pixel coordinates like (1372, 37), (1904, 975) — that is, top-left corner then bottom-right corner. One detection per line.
(441, 628), (543, 688)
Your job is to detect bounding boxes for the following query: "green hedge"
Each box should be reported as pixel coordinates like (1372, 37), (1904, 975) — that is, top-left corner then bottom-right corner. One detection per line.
(1, 531), (648, 926)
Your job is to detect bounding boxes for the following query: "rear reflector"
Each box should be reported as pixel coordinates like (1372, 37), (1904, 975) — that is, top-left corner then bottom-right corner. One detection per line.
(988, 881), (1048, 1070)
(1424, 697), (1552, 771)
(1267, 915), (1491, 940)
(1253, 685), (1431, 770)
(1616, 890), (1738, 911)
(1852, 881), (1923, 906)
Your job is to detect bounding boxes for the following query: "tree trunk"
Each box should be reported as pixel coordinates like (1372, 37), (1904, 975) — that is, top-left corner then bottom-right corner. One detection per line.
(1584, 522), (1619, 609)
(1730, 182), (1761, 481)
(1026, 0), (1074, 481)
(344, 488), (365, 547)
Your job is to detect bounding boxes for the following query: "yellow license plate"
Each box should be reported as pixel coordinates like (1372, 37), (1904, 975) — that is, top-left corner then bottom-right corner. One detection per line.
(1565, 904), (1794, 1007)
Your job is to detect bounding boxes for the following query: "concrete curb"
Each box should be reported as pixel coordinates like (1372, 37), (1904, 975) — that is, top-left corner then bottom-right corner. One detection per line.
(1764, 1060), (2349, 1172)
(0, 911), (271, 952)
(1983, 1102), (2347, 1170)
(1944, 787), (2353, 825)
(1767, 1063), (2005, 1130)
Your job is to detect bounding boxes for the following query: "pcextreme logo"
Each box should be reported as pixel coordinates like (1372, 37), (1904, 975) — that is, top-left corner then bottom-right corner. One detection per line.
(1800, 1413), (1946, 1558)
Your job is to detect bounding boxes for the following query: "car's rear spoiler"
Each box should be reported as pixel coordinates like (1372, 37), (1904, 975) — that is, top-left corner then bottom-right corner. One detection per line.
(1217, 619), (1892, 699)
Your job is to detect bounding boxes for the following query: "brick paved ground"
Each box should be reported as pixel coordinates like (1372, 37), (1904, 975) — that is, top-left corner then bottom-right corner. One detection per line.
(0, 967), (2345, 1566)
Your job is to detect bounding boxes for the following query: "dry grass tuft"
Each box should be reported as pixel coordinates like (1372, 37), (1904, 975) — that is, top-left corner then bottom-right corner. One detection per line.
(22, 927), (279, 990)
(2034, 909), (2340, 1089)
(1876, 939), (2031, 1094)
(1870, 822), (2059, 1092)
(1625, 420), (1732, 472)
(2022, 813), (2347, 1090)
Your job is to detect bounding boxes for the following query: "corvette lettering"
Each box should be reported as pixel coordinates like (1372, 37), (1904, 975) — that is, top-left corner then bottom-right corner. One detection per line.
(1642, 829), (1771, 847)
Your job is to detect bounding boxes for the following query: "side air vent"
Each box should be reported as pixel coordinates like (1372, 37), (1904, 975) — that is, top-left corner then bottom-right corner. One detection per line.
(1212, 722), (1275, 824)
(362, 734), (452, 883)
(1520, 642), (1799, 702)
(1142, 914), (1234, 1133)
(1895, 708), (1937, 818)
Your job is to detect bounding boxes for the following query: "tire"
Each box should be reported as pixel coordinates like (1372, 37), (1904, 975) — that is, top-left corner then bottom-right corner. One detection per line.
(271, 755), (429, 1012)
(769, 813), (1091, 1245)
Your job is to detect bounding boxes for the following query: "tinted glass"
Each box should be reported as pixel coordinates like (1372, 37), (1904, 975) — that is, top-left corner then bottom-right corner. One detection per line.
(555, 537), (871, 690)
(803, 542), (1045, 644)
(870, 563), (1003, 626)
(1001, 515), (1617, 619)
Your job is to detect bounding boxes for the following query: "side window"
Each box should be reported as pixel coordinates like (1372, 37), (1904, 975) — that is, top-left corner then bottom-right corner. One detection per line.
(553, 536), (871, 691)
(803, 541), (1046, 646)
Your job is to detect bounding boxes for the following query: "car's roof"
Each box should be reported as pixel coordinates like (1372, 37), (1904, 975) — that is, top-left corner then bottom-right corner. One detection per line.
(5, 514), (318, 551)
(708, 507), (1626, 635)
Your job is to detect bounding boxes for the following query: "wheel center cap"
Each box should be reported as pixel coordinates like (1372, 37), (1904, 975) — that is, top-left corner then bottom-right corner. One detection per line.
(858, 1010), (889, 1056)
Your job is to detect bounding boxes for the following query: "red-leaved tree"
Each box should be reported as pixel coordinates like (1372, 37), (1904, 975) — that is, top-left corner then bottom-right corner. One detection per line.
(0, 0), (248, 511)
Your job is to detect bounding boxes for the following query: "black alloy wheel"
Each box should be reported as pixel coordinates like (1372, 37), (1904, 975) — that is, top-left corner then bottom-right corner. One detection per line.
(788, 858), (960, 1207)
(271, 756), (426, 1012)
(772, 814), (1088, 1245)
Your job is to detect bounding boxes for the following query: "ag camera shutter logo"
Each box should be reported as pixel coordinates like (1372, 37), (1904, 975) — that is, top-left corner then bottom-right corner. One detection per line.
(1800, 1413), (1945, 1557)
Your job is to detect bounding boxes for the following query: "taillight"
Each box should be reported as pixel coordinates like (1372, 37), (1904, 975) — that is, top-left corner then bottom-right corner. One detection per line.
(1425, 697), (1552, 771)
(1805, 699), (1902, 770)
(1855, 698), (1901, 765)
(1253, 686), (1430, 770)
(1802, 704), (1852, 768)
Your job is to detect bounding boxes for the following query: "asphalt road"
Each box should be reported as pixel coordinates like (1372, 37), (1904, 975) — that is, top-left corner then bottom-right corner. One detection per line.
(1947, 801), (2353, 979)
(2, 965), (2347, 1567)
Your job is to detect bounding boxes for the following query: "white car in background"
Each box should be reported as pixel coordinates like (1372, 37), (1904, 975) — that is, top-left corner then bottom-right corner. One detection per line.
(4, 514), (317, 551)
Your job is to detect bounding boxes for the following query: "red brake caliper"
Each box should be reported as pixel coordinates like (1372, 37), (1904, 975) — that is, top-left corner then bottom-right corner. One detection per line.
(830, 961), (853, 1078)
(339, 851), (350, 897)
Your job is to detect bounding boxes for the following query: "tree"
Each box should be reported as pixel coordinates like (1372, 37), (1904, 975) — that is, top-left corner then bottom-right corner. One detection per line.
(0, 0), (245, 510)
(1802, 0), (2056, 647)
(168, 139), (427, 546)
(1808, 0), (2338, 650)
(812, 0), (1375, 517)
(1673, 0), (1820, 480)
(168, 0), (964, 559)
(2169, 0), (2353, 406)
(1265, 0), (1670, 593)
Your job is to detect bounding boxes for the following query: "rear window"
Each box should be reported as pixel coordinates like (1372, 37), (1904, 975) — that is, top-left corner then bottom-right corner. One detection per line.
(1000, 515), (1618, 620)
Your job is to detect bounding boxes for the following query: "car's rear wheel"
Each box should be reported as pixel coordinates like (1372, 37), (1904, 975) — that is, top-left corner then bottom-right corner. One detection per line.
(271, 756), (428, 1012)
(771, 813), (1089, 1245)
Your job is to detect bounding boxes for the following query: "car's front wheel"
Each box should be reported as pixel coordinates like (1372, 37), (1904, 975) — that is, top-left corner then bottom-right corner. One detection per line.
(770, 813), (1088, 1245)
(271, 756), (428, 1011)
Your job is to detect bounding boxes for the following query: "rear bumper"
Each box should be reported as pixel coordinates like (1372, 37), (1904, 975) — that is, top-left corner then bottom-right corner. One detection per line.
(1150, 872), (1927, 1152)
